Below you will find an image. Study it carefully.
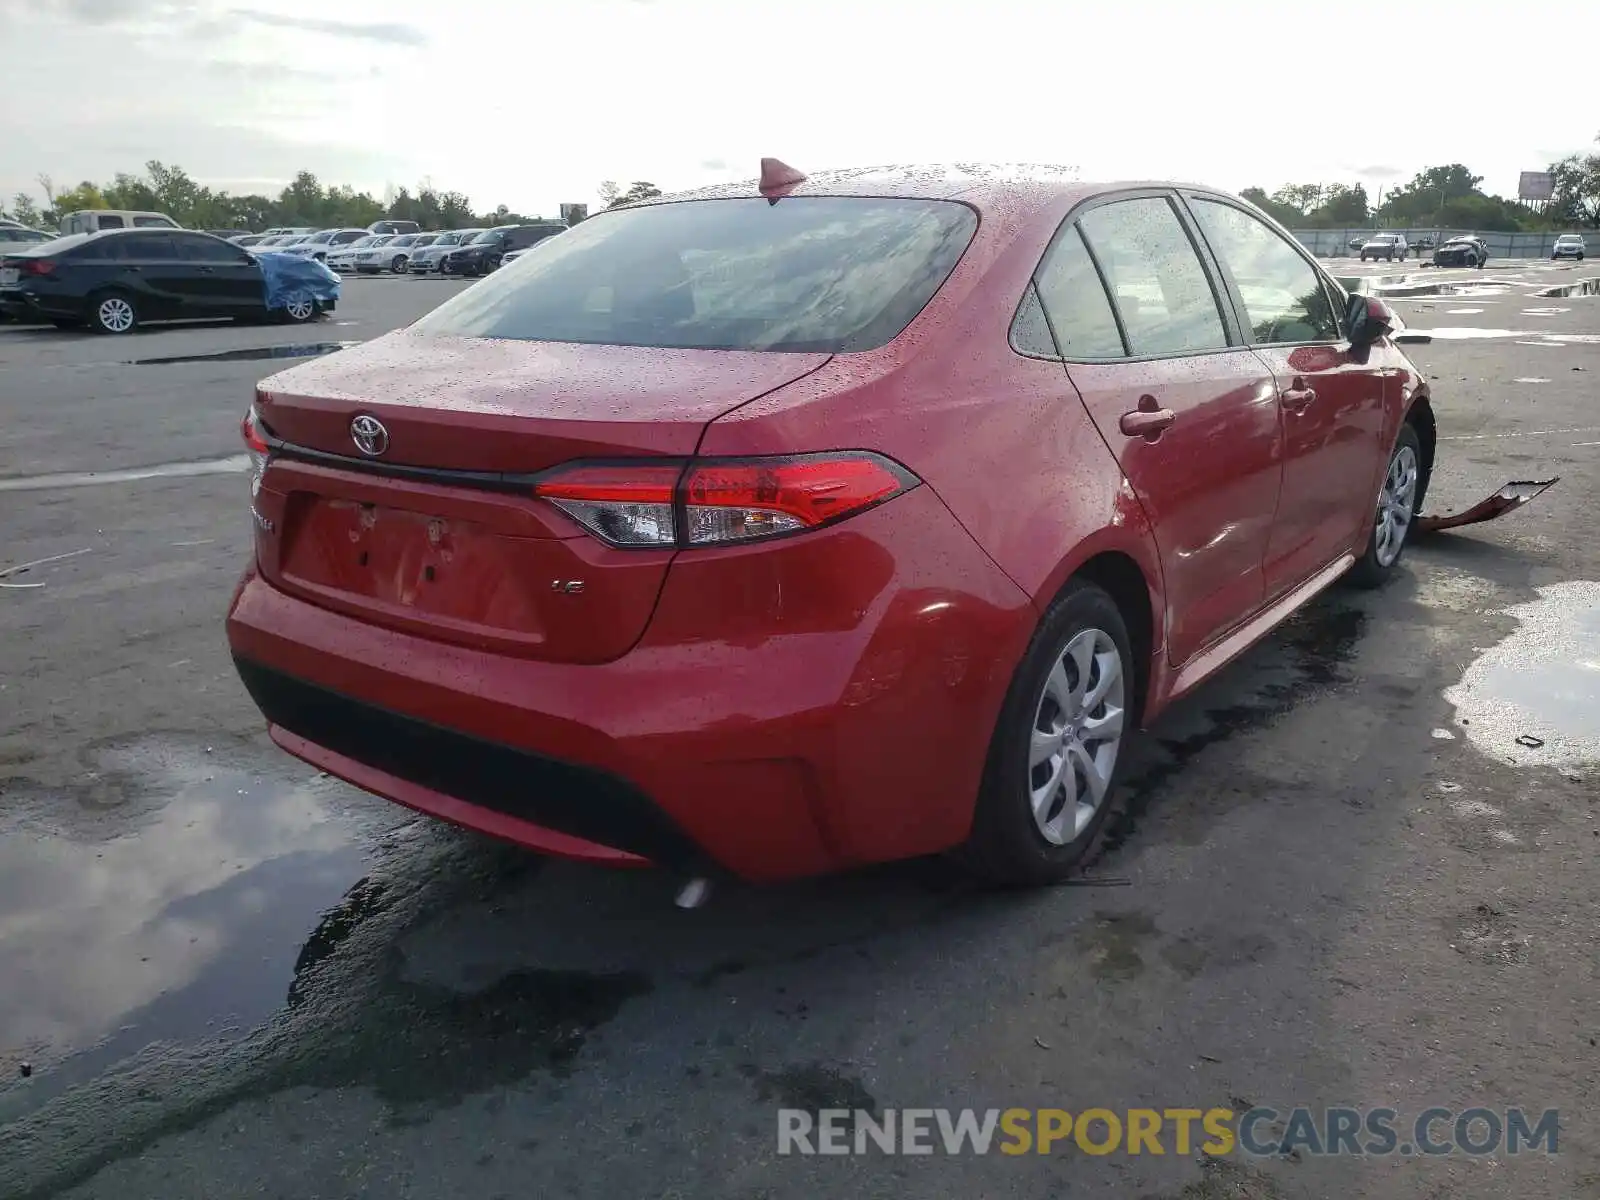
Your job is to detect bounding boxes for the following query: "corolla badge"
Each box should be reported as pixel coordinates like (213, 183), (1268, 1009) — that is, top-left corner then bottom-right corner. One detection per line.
(350, 414), (389, 457)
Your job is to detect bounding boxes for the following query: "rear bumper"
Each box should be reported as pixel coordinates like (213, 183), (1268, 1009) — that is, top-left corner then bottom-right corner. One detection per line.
(0, 289), (73, 321)
(226, 486), (1035, 881)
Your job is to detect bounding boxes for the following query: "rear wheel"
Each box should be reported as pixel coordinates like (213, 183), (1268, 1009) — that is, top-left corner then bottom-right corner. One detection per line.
(89, 290), (138, 335)
(1348, 422), (1423, 588)
(962, 581), (1133, 886)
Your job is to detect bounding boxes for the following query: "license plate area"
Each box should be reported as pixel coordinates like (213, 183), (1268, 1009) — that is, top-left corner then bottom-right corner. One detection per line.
(281, 498), (539, 629)
(0, 268), (19, 286)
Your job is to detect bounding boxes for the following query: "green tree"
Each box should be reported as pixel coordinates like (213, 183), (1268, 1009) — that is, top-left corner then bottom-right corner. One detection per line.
(597, 180), (621, 207)
(43, 181), (109, 226)
(1239, 186), (1305, 227)
(1310, 183), (1368, 225)
(6, 193), (44, 228)
(1549, 135), (1600, 227)
(608, 181), (662, 208)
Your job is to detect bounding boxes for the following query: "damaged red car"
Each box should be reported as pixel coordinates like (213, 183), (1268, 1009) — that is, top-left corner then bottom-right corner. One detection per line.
(228, 162), (1472, 887)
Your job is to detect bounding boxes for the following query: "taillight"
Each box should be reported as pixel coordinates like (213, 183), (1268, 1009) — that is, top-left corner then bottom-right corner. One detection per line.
(240, 404), (271, 497)
(22, 260), (55, 276)
(533, 453), (919, 549)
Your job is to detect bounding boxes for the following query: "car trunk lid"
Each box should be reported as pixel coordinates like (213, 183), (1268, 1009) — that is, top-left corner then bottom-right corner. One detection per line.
(251, 331), (831, 663)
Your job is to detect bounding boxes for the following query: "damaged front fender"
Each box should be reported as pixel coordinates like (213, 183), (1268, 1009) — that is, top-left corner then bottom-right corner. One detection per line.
(1415, 479), (1559, 535)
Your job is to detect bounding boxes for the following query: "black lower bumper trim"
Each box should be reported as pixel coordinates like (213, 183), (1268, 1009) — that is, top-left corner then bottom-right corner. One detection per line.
(233, 657), (704, 869)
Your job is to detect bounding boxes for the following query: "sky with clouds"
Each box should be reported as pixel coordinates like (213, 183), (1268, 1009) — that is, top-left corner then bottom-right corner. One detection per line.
(1, 0), (1596, 219)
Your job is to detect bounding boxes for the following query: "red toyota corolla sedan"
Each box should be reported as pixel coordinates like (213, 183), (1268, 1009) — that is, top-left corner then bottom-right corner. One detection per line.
(227, 162), (1435, 886)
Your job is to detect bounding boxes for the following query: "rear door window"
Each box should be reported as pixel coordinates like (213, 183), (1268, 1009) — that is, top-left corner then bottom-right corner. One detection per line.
(174, 234), (247, 263)
(1031, 223), (1126, 358)
(412, 197), (978, 353)
(1188, 199), (1340, 345)
(1077, 198), (1229, 357)
(132, 215), (174, 227)
(119, 233), (177, 259)
(97, 215), (126, 229)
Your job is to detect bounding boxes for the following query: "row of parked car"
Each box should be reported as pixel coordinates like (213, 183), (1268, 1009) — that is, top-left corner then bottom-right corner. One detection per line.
(0, 209), (572, 333)
(1349, 230), (1588, 266)
(228, 221), (568, 277)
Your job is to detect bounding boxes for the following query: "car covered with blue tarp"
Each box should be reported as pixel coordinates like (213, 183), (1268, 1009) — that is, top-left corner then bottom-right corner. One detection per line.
(256, 251), (341, 319)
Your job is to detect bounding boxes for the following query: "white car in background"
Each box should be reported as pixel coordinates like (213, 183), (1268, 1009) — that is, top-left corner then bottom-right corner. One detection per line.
(406, 229), (484, 274)
(1359, 232), (1409, 262)
(1552, 233), (1587, 261)
(280, 228), (370, 262)
(357, 231), (436, 274)
(327, 234), (392, 272)
(245, 234), (301, 253)
(0, 226), (54, 255)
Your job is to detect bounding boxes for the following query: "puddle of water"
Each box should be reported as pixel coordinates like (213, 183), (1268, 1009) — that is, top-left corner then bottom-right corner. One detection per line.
(128, 341), (356, 366)
(1513, 377), (1552, 384)
(1444, 581), (1600, 768)
(1535, 279), (1600, 298)
(0, 455), (247, 493)
(0, 741), (367, 1122)
(1404, 328), (1600, 342)
(1521, 307), (1570, 316)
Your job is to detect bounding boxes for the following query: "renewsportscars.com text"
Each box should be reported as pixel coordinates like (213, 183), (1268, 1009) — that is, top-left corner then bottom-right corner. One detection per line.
(777, 1106), (1560, 1157)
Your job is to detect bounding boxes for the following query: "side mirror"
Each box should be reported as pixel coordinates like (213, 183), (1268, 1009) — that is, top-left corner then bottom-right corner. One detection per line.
(1346, 294), (1396, 345)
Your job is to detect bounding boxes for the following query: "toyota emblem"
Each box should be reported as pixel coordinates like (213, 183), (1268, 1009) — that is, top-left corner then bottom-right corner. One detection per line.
(350, 414), (389, 457)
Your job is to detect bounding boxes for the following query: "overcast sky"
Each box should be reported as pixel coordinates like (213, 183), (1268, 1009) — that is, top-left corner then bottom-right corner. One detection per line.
(2, 0), (1596, 218)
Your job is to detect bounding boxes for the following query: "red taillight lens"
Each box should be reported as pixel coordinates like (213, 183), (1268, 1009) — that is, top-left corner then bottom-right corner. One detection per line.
(240, 405), (271, 497)
(240, 406), (270, 454)
(533, 453), (918, 549)
(22, 260), (55, 276)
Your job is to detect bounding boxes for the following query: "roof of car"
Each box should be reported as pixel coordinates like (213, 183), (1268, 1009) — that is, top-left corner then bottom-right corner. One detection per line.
(655, 163), (1223, 221)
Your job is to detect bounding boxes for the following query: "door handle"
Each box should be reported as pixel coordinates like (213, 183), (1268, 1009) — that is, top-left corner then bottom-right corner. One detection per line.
(197, 266), (215, 273)
(1279, 378), (1317, 411)
(1119, 406), (1176, 438)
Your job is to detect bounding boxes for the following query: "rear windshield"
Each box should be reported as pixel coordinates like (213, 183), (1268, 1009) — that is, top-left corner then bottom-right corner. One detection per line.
(411, 197), (978, 353)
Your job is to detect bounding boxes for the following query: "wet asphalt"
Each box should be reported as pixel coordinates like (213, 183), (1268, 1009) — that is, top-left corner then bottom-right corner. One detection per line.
(1, 263), (1598, 1199)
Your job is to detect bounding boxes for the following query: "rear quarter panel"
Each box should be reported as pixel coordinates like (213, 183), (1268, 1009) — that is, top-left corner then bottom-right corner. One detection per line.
(699, 187), (1167, 650)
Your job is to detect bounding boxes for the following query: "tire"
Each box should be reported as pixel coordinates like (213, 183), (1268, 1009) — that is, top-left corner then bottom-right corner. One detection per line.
(390, 255), (407, 273)
(1360, 253), (1367, 262)
(1348, 422), (1423, 589)
(961, 580), (1135, 886)
(88, 290), (138, 335)
(280, 292), (318, 324)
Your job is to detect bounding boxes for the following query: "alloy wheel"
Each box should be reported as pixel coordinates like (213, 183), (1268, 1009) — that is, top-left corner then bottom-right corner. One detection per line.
(1374, 443), (1419, 567)
(97, 296), (135, 333)
(284, 294), (315, 322)
(1027, 628), (1126, 845)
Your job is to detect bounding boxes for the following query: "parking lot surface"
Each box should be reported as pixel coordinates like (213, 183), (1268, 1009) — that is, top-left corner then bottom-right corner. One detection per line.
(2, 264), (1598, 1199)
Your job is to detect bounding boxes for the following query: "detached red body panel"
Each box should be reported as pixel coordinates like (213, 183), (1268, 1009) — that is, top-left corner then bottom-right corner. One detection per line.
(227, 165), (1484, 882)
